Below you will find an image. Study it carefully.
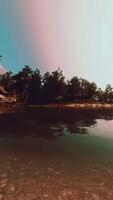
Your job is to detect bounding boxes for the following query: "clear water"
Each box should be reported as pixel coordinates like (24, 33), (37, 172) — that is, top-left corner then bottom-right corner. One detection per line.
(0, 108), (113, 199)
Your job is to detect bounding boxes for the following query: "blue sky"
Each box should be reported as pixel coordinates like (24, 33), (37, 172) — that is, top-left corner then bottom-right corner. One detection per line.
(0, 0), (113, 89)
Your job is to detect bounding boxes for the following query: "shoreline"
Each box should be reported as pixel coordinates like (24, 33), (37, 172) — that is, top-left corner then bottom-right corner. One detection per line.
(0, 102), (113, 113)
(27, 103), (113, 109)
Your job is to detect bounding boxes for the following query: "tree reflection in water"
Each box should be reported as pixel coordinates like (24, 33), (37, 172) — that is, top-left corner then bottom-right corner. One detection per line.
(0, 107), (113, 140)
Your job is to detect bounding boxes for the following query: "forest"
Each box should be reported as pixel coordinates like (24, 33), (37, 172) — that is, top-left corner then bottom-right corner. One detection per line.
(0, 65), (112, 104)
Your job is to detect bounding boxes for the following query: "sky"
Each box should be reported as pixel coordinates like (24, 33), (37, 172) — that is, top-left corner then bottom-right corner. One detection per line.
(0, 0), (113, 89)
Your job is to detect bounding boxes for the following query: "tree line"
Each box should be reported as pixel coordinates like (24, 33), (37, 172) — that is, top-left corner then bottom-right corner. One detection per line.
(0, 65), (113, 104)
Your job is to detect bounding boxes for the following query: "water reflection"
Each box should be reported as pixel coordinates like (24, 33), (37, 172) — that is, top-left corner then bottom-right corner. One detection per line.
(88, 119), (113, 139)
(0, 107), (113, 140)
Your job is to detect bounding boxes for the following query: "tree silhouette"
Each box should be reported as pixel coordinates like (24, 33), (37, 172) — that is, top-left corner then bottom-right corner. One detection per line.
(66, 76), (79, 101)
(27, 68), (42, 103)
(42, 68), (66, 103)
(13, 66), (33, 101)
(0, 65), (113, 104)
(104, 84), (113, 103)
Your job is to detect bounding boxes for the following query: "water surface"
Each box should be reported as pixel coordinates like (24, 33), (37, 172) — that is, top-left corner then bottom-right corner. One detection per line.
(0, 108), (113, 199)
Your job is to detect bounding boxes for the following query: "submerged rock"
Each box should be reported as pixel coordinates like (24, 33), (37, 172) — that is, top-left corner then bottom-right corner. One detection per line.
(43, 194), (49, 198)
(91, 194), (100, 200)
(0, 194), (3, 200)
(0, 179), (8, 188)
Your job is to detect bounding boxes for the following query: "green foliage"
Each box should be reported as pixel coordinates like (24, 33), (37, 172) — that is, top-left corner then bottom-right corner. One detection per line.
(0, 65), (113, 104)
(42, 68), (66, 103)
(13, 66), (41, 103)
(66, 77), (97, 101)
(104, 84), (113, 102)
(28, 68), (42, 103)
(66, 76), (79, 101)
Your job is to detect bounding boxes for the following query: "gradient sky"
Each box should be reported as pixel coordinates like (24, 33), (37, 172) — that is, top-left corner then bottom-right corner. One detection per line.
(0, 0), (113, 89)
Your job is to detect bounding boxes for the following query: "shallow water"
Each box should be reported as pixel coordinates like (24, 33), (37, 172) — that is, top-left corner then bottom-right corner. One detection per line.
(0, 108), (113, 199)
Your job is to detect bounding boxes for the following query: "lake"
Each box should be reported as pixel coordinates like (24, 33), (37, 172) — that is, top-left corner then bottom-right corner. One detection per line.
(0, 107), (113, 199)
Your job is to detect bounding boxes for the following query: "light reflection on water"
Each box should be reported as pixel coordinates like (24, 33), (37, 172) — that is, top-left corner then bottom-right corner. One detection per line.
(88, 119), (113, 139)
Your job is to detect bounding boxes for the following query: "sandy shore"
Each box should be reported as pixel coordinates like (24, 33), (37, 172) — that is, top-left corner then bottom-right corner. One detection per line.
(28, 103), (113, 109)
(0, 103), (113, 114)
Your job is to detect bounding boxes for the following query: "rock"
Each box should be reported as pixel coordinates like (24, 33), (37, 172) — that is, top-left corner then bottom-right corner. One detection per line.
(0, 194), (3, 200)
(58, 195), (63, 200)
(42, 183), (47, 188)
(43, 194), (49, 198)
(14, 158), (18, 161)
(55, 171), (60, 175)
(10, 185), (15, 192)
(0, 86), (7, 95)
(91, 194), (100, 200)
(100, 182), (104, 187)
(0, 174), (7, 178)
(62, 189), (78, 199)
(0, 179), (8, 188)
(35, 171), (40, 176)
(20, 172), (24, 176)
(48, 168), (54, 173)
